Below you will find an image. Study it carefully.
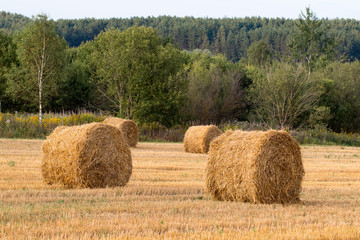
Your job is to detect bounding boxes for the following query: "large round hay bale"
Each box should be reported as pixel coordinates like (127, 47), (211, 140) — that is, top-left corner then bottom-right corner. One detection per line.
(184, 125), (222, 153)
(102, 117), (139, 147)
(50, 125), (69, 135)
(41, 123), (132, 188)
(206, 130), (304, 204)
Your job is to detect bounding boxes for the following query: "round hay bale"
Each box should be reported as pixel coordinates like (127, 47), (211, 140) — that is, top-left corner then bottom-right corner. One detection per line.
(41, 123), (132, 188)
(50, 125), (69, 135)
(102, 117), (139, 147)
(206, 130), (304, 204)
(184, 125), (222, 153)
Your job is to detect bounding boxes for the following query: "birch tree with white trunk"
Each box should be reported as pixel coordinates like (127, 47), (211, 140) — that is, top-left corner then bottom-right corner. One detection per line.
(14, 15), (66, 124)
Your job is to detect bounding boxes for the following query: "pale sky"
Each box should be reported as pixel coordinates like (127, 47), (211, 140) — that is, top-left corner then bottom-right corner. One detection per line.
(1, 0), (360, 20)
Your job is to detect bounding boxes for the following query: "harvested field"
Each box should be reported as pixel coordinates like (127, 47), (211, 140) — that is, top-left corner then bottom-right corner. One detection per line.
(1, 139), (360, 239)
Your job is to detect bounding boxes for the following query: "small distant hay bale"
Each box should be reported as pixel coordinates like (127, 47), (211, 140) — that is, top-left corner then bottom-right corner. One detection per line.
(184, 125), (222, 153)
(41, 123), (132, 188)
(102, 117), (139, 147)
(206, 130), (304, 204)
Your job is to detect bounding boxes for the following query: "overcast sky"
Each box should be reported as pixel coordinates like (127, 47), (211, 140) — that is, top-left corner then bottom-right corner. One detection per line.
(1, 0), (360, 20)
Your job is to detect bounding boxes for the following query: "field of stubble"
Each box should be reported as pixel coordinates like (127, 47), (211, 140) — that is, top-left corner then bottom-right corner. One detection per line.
(1, 138), (360, 239)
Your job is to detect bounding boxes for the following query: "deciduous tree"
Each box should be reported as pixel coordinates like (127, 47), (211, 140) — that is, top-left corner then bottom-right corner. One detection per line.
(247, 40), (272, 68)
(7, 15), (67, 123)
(184, 50), (247, 123)
(0, 30), (17, 112)
(89, 26), (188, 127)
(249, 63), (324, 128)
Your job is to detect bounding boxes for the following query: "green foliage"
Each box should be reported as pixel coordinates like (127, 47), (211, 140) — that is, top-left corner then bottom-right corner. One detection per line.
(3, 12), (360, 61)
(0, 11), (30, 34)
(1, 111), (360, 146)
(0, 113), (48, 138)
(88, 26), (188, 127)
(183, 50), (248, 124)
(0, 30), (17, 112)
(56, 59), (92, 111)
(320, 61), (360, 132)
(248, 63), (324, 128)
(0, 112), (187, 142)
(307, 106), (332, 129)
(0, 112), (106, 138)
(6, 15), (68, 123)
(247, 40), (272, 68)
(7, 160), (15, 167)
(0, 30), (16, 69)
(218, 121), (360, 146)
(288, 7), (337, 73)
(1, 12), (360, 136)
(291, 127), (360, 146)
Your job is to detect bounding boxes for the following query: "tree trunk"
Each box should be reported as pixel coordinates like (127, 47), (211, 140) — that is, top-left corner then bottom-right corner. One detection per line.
(119, 100), (122, 117)
(39, 80), (42, 125)
(39, 30), (46, 125)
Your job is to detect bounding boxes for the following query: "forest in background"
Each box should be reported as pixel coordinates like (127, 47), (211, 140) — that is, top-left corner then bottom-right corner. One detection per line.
(1, 11), (360, 61)
(1, 9), (360, 139)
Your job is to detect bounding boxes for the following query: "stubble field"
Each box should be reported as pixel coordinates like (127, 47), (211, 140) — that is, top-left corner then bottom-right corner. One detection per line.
(1, 138), (360, 239)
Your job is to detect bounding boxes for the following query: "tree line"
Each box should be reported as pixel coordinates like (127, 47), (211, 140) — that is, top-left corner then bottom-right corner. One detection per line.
(2, 11), (360, 62)
(1, 8), (360, 133)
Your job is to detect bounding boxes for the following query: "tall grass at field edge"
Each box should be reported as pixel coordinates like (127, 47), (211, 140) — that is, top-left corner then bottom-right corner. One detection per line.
(1, 113), (360, 146)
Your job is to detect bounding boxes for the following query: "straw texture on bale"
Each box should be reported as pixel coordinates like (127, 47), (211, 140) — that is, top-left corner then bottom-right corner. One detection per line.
(50, 125), (69, 135)
(102, 117), (139, 147)
(184, 125), (222, 153)
(41, 123), (132, 188)
(206, 130), (304, 204)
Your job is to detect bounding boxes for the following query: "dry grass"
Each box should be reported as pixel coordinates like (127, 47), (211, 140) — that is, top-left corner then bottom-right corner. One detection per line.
(1, 139), (360, 239)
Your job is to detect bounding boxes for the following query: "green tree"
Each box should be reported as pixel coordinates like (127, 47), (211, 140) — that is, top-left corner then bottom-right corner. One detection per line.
(7, 15), (67, 123)
(4, 13), (360, 62)
(320, 61), (360, 132)
(288, 7), (336, 74)
(200, 32), (210, 50)
(184, 50), (248, 123)
(214, 25), (226, 54)
(247, 40), (272, 68)
(249, 62), (324, 128)
(89, 26), (188, 127)
(56, 60), (92, 111)
(0, 30), (17, 112)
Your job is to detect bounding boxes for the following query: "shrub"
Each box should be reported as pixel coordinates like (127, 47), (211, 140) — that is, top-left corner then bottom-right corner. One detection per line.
(0, 111), (106, 139)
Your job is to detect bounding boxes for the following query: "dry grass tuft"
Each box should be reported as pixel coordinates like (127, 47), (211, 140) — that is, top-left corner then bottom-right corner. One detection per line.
(41, 123), (132, 188)
(184, 125), (222, 153)
(103, 117), (139, 147)
(206, 130), (304, 204)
